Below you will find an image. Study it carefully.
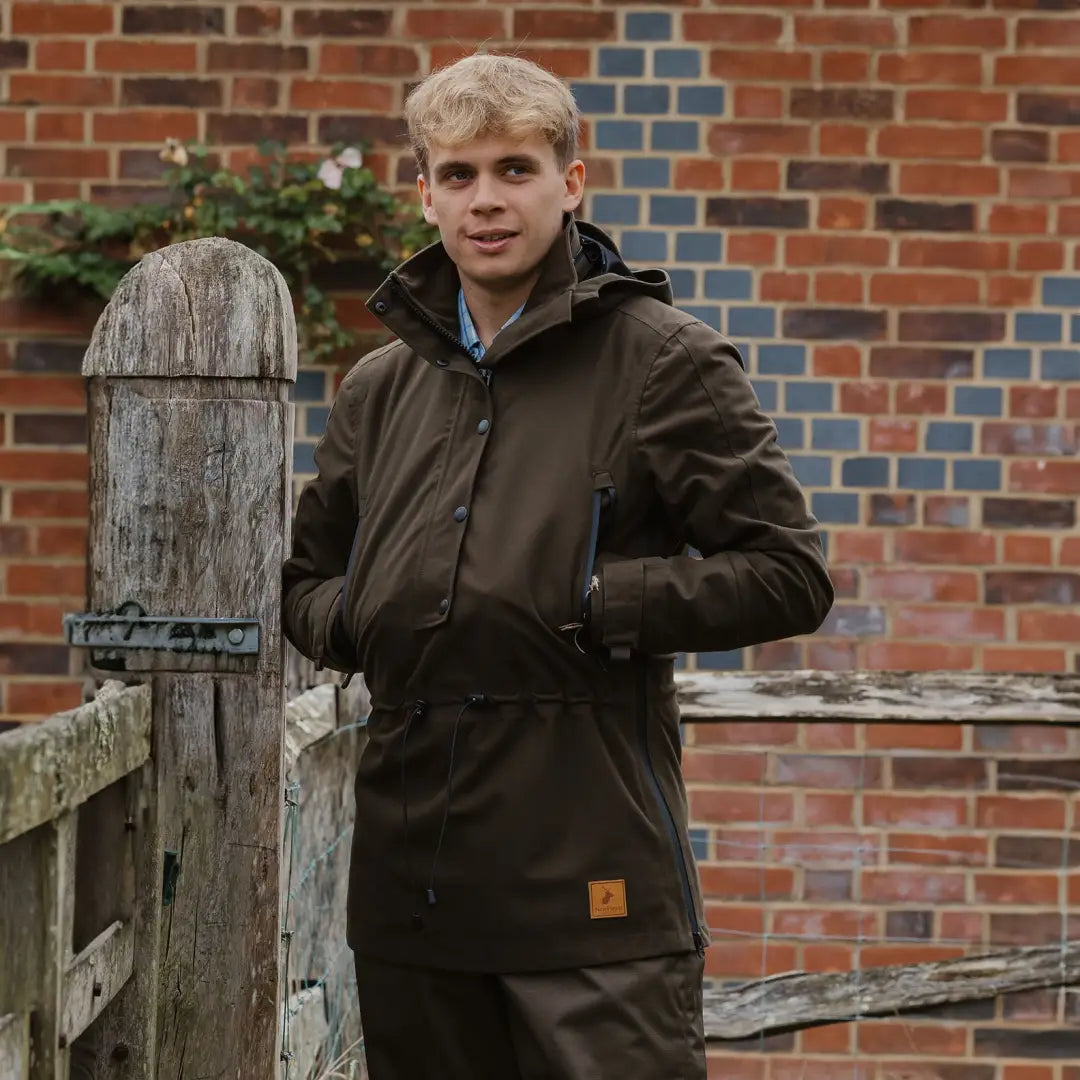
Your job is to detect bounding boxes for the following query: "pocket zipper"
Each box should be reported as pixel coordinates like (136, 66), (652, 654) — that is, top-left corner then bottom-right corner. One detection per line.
(635, 663), (706, 958)
(580, 475), (616, 617)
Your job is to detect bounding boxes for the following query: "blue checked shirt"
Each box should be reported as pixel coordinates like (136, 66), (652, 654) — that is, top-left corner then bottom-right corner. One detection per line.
(458, 288), (526, 363)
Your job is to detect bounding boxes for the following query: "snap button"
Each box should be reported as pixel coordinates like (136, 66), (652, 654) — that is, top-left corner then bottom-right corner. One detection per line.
(453, 505), (468, 523)
(476, 419), (490, 435)
(438, 598), (450, 614)
(373, 300), (389, 315)
(436, 358), (449, 368)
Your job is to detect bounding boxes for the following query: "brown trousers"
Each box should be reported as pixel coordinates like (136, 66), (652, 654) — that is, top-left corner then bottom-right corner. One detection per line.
(354, 951), (707, 1080)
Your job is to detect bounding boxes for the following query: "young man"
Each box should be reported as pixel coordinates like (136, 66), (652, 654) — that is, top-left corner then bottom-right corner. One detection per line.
(283, 54), (832, 1079)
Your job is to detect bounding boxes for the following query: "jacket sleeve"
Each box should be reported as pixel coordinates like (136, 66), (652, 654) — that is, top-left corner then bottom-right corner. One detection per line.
(281, 377), (361, 673)
(592, 324), (833, 656)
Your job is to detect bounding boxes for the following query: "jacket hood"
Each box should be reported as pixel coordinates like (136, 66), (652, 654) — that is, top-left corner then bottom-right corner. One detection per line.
(365, 214), (673, 367)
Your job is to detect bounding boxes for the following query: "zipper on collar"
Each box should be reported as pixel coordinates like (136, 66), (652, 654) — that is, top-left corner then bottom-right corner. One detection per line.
(387, 276), (473, 364)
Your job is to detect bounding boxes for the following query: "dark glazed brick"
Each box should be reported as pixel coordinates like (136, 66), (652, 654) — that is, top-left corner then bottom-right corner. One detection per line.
(905, 1001), (997, 1023)
(991, 128), (1050, 163)
(870, 494), (916, 526)
(985, 571), (1080, 605)
(120, 149), (170, 180)
(784, 309), (887, 341)
(899, 312), (1005, 343)
(122, 79), (222, 108)
(997, 758), (1080, 791)
(875, 200), (975, 232)
(1018, 93), (1080, 126)
(294, 9), (392, 36)
(319, 115), (407, 145)
(990, 913), (1080, 948)
(0, 644), (72, 676)
(787, 160), (889, 193)
(705, 197), (808, 229)
(0, 526), (28, 556)
(996, 835), (1080, 868)
(0, 41), (29, 68)
(803, 870), (851, 901)
(13, 414), (87, 445)
(885, 909), (931, 940)
(983, 497), (1076, 529)
(236, 6), (282, 35)
(88, 185), (165, 208)
(791, 88), (894, 120)
(207, 44), (308, 72)
(14, 342), (87, 373)
(122, 5), (225, 33)
(975, 1027), (1080, 1059)
(206, 114), (308, 144)
(869, 347), (973, 379)
(892, 756), (988, 789)
(1003, 989), (1061, 1021)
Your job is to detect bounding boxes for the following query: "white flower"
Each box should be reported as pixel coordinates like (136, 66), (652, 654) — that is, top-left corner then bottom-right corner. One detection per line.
(159, 138), (189, 167)
(317, 158), (343, 190)
(317, 147), (363, 190)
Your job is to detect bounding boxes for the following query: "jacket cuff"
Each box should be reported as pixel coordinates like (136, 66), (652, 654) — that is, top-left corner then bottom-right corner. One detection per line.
(595, 558), (646, 651)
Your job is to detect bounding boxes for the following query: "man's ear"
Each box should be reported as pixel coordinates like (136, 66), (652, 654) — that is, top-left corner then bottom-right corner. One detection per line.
(417, 174), (438, 226)
(562, 159), (586, 214)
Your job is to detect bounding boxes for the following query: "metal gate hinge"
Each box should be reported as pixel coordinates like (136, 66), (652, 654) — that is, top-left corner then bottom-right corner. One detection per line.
(64, 600), (260, 660)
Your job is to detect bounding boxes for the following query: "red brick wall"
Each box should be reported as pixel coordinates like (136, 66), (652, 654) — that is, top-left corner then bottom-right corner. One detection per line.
(684, 715), (1080, 1077)
(3, 4), (1080, 1070)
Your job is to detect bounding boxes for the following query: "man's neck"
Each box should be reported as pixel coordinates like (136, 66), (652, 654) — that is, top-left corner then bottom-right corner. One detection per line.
(461, 278), (537, 349)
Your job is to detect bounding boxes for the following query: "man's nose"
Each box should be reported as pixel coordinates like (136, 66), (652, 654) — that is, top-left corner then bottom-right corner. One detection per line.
(469, 172), (504, 212)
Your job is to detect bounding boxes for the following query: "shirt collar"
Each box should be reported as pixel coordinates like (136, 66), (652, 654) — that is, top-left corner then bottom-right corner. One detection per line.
(457, 288), (526, 362)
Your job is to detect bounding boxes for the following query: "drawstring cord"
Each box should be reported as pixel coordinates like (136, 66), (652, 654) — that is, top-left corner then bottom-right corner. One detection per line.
(398, 694), (488, 921)
(426, 693), (487, 907)
(400, 699), (426, 928)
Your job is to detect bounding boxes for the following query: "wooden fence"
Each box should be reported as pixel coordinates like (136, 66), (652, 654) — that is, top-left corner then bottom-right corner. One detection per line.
(0, 682), (154, 1077)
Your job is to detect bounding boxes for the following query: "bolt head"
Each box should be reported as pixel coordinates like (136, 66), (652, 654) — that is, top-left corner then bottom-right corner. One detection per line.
(227, 627), (244, 645)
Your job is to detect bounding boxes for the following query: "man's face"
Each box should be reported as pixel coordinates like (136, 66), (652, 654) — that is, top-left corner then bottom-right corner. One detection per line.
(417, 132), (585, 296)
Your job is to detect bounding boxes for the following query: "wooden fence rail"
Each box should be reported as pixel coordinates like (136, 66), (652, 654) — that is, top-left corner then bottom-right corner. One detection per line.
(0, 681), (155, 1077)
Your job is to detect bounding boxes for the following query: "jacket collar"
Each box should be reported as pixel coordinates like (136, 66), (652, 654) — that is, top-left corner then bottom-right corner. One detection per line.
(365, 215), (649, 371)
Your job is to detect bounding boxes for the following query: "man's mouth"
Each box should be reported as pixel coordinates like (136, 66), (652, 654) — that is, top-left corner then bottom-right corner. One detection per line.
(468, 231), (517, 251)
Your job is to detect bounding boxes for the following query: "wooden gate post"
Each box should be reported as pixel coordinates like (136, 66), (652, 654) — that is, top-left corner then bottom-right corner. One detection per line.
(80, 237), (297, 1076)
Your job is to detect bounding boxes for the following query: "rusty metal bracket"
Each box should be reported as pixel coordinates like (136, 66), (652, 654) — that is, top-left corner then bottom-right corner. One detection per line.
(64, 600), (259, 665)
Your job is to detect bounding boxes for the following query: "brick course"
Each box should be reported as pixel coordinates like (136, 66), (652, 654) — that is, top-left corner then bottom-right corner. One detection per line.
(2, 3), (1079, 1067)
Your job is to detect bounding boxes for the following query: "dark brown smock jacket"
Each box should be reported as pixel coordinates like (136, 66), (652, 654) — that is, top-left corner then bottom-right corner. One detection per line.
(282, 216), (833, 973)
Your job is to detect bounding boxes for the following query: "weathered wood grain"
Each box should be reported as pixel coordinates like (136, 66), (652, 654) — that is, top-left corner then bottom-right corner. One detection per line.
(61, 920), (134, 1045)
(678, 670), (1080, 724)
(282, 684), (367, 1080)
(78, 760), (160, 1078)
(83, 236), (295, 380)
(704, 941), (1080, 1040)
(0, 1012), (29, 1079)
(0, 683), (151, 845)
(82, 236), (296, 1077)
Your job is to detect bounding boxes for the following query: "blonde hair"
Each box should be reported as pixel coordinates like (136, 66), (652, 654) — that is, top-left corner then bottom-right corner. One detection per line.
(404, 53), (581, 177)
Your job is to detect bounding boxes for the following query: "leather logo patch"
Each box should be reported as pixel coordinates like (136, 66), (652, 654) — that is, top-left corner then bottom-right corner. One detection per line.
(589, 879), (628, 919)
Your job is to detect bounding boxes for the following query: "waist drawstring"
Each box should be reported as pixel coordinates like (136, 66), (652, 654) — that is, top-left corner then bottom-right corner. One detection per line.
(400, 699), (426, 928)
(426, 693), (487, 907)
(399, 694), (488, 924)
